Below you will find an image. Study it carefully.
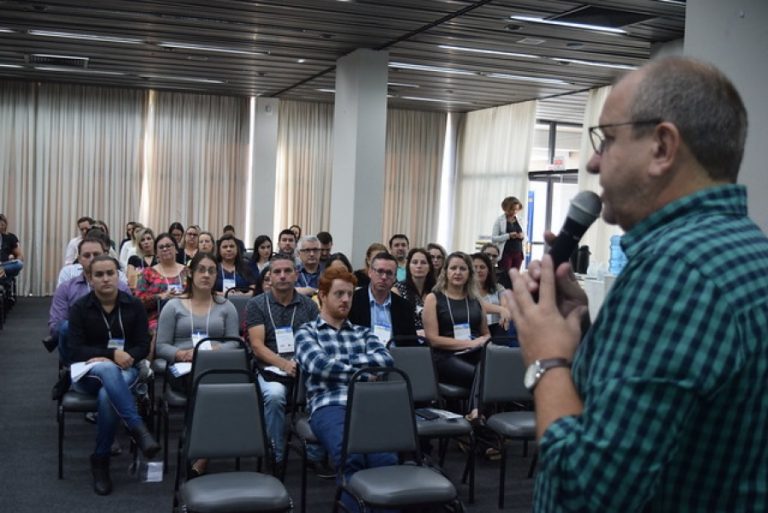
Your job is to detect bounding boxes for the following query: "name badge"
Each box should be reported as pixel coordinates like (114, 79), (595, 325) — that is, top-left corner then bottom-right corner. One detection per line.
(453, 323), (471, 341)
(222, 278), (237, 293)
(373, 323), (392, 344)
(275, 326), (295, 354)
(191, 331), (208, 347)
(168, 284), (183, 295)
(108, 338), (125, 350)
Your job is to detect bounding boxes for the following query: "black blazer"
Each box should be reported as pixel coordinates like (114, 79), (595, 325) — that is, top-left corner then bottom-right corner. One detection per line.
(348, 287), (417, 344)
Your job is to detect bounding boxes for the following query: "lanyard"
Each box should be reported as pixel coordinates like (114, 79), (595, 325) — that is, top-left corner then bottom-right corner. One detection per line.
(267, 296), (297, 329)
(446, 294), (470, 327)
(188, 299), (213, 338)
(100, 305), (124, 340)
(162, 270), (182, 289)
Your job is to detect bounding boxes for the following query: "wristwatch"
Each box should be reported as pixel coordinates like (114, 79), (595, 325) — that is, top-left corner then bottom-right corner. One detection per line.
(524, 358), (571, 392)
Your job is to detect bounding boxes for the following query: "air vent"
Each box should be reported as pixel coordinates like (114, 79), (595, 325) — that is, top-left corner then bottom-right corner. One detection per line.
(517, 37), (546, 45)
(27, 53), (89, 68)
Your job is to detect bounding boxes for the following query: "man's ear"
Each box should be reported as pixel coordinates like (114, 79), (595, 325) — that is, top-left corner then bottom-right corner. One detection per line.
(649, 122), (681, 177)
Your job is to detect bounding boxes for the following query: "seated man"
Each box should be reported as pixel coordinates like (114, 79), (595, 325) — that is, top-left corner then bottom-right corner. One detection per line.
(295, 235), (322, 297)
(58, 227), (127, 286)
(63, 215), (93, 266)
(295, 267), (396, 513)
(348, 252), (417, 345)
(68, 255), (159, 496)
(48, 237), (131, 363)
(245, 255), (331, 476)
(0, 213), (24, 293)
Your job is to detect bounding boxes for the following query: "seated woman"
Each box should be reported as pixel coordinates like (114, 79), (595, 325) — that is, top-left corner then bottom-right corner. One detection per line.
(155, 252), (240, 475)
(215, 233), (256, 296)
(393, 248), (436, 338)
(176, 225), (200, 265)
(198, 231), (216, 256)
(119, 222), (143, 269)
(423, 251), (490, 419)
(168, 222), (185, 248)
(249, 235), (273, 277)
(135, 233), (189, 336)
(326, 252), (353, 273)
(427, 242), (447, 280)
(68, 255), (159, 495)
(353, 242), (387, 290)
(472, 252), (512, 338)
(127, 228), (157, 289)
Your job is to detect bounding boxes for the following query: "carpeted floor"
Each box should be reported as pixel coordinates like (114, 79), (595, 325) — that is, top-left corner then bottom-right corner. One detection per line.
(0, 297), (535, 512)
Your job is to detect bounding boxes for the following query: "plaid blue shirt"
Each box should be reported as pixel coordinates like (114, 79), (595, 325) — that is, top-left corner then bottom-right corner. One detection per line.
(535, 185), (768, 512)
(296, 315), (394, 416)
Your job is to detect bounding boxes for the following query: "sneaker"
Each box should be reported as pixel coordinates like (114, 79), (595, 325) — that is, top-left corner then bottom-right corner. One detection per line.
(307, 459), (335, 479)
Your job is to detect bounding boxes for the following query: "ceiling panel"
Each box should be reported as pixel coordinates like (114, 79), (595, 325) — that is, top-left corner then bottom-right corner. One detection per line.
(0, 0), (685, 115)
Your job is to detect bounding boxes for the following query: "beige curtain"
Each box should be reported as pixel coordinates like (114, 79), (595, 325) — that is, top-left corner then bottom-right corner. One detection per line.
(383, 109), (446, 248)
(274, 100), (334, 236)
(578, 86), (622, 266)
(453, 100), (537, 253)
(0, 82), (145, 295)
(142, 90), (249, 236)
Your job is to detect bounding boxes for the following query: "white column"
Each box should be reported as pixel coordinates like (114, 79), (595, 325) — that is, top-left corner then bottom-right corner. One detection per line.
(329, 49), (389, 267)
(249, 97), (279, 245)
(685, 0), (768, 231)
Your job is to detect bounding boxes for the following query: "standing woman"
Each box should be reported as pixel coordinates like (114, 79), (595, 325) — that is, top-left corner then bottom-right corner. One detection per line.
(198, 231), (216, 256)
(423, 252), (490, 418)
(135, 233), (188, 335)
(177, 225), (200, 265)
(215, 233), (256, 296)
(127, 228), (157, 289)
(491, 196), (525, 272)
(393, 248), (436, 337)
(249, 235), (273, 276)
(472, 252), (511, 338)
(427, 242), (447, 280)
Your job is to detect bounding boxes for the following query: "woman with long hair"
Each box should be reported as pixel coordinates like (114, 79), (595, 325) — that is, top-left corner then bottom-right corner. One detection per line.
(472, 252), (512, 338)
(177, 224), (200, 265)
(215, 233), (256, 296)
(353, 242), (388, 290)
(426, 242), (447, 279)
(127, 227), (156, 289)
(155, 251), (240, 475)
(423, 251), (490, 420)
(135, 233), (188, 334)
(393, 248), (436, 336)
(168, 222), (185, 247)
(249, 235), (273, 275)
(198, 231), (216, 256)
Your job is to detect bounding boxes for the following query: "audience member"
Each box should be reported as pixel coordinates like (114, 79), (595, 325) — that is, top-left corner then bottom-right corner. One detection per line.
(353, 242), (387, 291)
(427, 242), (447, 279)
(316, 231), (333, 264)
(388, 233), (409, 282)
(58, 232), (128, 287)
(295, 235), (322, 297)
(68, 255), (159, 495)
(326, 252), (353, 273)
(392, 248), (436, 337)
(295, 267), (396, 512)
(480, 242), (511, 289)
(349, 252), (416, 345)
(472, 252), (511, 337)
(119, 222), (143, 269)
(93, 220), (115, 250)
(63, 216), (93, 266)
(491, 196), (525, 272)
(277, 228), (298, 261)
(222, 224), (246, 256)
(288, 224), (302, 241)
(176, 224), (200, 265)
(127, 228), (156, 289)
(197, 231), (216, 255)
(168, 222), (185, 247)
(118, 221), (138, 253)
(0, 213), (24, 288)
(250, 235), (273, 276)
(215, 233), (256, 296)
(135, 233), (188, 333)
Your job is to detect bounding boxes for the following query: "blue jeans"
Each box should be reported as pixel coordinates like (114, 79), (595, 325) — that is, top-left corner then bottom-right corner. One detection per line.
(310, 405), (398, 513)
(0, 259), (23, 278)
(55, 320), (70, 364)
(72, 362), (141, 456)
(258, 375), (325, 463)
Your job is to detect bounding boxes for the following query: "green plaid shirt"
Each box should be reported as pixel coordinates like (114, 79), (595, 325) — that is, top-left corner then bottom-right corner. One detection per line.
(535, 185), (768, 512)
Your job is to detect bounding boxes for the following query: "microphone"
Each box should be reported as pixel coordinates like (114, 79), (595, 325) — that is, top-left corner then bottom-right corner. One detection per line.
(547, 191), (602, 267)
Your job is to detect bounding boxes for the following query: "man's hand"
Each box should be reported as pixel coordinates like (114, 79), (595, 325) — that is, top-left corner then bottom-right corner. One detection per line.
(113, 349), (134, 369)
(509, 255), (586, 366)
(280, 359), (298, 377)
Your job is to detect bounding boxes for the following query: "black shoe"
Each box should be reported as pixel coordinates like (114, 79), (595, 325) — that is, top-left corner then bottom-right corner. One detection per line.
(90, 454), (113, 495)
(42, 336), (58, 353)
(84, 412), (98, 424)
(308, 459), (335, 479)
(130, 423), (160, 459)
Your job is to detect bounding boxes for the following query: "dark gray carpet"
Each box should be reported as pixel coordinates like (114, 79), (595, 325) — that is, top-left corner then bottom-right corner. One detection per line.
(0, 297), (534, 512)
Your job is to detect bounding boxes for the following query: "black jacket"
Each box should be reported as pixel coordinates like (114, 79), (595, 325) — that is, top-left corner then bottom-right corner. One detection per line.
(348, 287), (417, 345)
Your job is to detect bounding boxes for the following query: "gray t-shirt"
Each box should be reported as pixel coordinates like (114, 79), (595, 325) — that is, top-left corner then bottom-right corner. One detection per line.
(245, 291), (319, 357)
(155, 298), (240, 362)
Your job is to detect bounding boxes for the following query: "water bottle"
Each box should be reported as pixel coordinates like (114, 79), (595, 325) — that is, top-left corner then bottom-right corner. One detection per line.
(608, 235), (627, 275)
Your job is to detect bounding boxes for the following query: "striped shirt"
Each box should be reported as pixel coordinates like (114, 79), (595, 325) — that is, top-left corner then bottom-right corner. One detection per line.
(535, 185), (768, 512)
(295, 315), (394, 416)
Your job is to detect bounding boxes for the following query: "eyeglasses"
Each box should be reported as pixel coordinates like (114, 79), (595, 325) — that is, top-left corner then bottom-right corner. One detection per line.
(186, 232), (198, 237)
(195, 266), (217, 275)
(299, 248), (320, 254)
(371, 268), (395, 278)
(430, 254), (444, 261)
(588, 119), (662, 154)
(157, 243), (175, 250)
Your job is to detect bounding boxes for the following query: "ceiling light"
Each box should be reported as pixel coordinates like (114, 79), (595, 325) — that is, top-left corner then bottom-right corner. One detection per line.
(485, 72), (569, 85)
(439, 44), (539, 59)
(33, 66), (125, 76)
(388, 82), (419, 88)
(510, 15), (627, 34)
(552, 58), (637, 70)
(658, 0), (686, 6)
(297, 58), (306, 63)
(158, 42), (265, 56)
(140, 74), (224, 84)
(28, 29), (143, 44)
(389, 62), (477, 76)
(316, 88), (335, 93)
(400, 96), (473, 105)
(0, 63), (23, 68)
(0, 27), (15, 33)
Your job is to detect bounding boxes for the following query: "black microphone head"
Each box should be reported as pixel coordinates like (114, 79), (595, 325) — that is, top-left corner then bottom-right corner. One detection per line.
(567, 191), (602, 227)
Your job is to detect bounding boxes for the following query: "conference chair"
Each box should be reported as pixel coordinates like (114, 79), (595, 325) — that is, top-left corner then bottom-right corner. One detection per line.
(57, 388), (98, 479)
(479, 343), (536, 509)
(387, 342), (476, 503)
(173, 370), (292, 513)
(224, 293), (251, 338)
(157, 337), (250, 473)
(334, 367), (463, 513)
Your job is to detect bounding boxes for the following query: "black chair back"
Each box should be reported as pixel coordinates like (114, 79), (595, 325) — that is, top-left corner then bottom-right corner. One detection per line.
(190, 337), (251, 385)
(480, 344), (531, 404)
(388, 345), (439, 403)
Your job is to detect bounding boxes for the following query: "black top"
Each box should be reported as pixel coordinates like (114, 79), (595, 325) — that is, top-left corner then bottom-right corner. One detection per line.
(502, 218), (523, 255)
(68, 290), (150, 363)
(128, 254), (158, 269)
(0, 232), (19, 262)
(353, 269), (371, 290)
(432, 291), (484, 361)
(348, 287), (418, 345)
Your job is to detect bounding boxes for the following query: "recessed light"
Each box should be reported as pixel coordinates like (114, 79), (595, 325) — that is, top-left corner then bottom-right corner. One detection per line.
(552, 58), (637, 70)
(485, 72), (569, 85)
(297, 58), (306, 63)
(439, 44), (539, 59)
(158, 41), (265, 56)
(28, 29), (143, 44)
(565, 42), (584, 49)
(388, 82), (419, 88)
(139, 74), (225, 84)
(510, 15), (627, 35)
(0, 63), (23, 68)
(400, 96), (473, 105)
(33, 66), (125, 76)
(389, 62), (476, 76)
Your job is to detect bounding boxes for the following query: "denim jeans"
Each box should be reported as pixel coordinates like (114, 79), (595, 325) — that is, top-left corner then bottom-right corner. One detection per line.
(0, 259), (23, 279)
(56, 320), (70, 364)
(258, 375), (325, 463)
(72, 362), (141, 456)
(310, 405), (398, 513)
